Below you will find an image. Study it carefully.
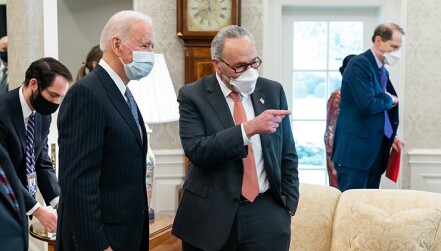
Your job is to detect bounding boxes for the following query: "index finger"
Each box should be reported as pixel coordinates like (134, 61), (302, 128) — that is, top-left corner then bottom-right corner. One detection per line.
(267, 109), (291, 116)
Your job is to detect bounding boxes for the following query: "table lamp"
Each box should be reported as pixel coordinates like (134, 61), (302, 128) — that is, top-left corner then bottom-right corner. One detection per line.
(128, 54), (179, 220)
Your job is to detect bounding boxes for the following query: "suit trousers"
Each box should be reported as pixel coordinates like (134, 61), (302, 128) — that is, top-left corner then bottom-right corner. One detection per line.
(335, 136), (389, 192)
(182, 191), (291, 251)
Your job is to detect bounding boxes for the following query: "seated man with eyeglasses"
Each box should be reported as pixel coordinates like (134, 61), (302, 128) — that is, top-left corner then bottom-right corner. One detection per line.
(172, 25), (299, 251)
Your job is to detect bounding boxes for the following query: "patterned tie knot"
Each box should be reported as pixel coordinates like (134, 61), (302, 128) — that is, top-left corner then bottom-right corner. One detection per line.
(229, 92), (241, 102)
(125, 87), (134, 100)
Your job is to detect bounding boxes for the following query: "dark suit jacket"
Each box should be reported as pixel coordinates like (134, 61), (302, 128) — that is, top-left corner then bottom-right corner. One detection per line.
(0, 144), (28, 251)
(172, 74), (299, 251)
(331, 49), (399, 172)
(0, 88), (60, 211)
(56, 64), (148, 251)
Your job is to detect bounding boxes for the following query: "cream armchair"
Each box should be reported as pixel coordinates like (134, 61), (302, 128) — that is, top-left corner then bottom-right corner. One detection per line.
(290, 183), (441, 251)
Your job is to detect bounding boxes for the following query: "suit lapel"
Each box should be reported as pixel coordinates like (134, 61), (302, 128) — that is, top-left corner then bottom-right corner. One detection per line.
(8, 90), (26, 153)
(95, 66), (143, 148)
(206, 75), (235, 129)
(365, 50), (383, 93)
(33, 114), (42, 151)
(250, 82), (266, 118)
(250, 80), (277, 178)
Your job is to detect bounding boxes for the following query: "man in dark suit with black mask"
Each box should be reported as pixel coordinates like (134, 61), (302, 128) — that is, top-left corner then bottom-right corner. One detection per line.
(0, 57), (72, 234)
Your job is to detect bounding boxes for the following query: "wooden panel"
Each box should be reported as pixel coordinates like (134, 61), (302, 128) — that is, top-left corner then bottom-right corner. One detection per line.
(184, 46), (214, 84)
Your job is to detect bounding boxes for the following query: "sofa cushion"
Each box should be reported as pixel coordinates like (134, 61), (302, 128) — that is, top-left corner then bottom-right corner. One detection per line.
(332, 189), (441, 251)
(290, 183), (341, 251)
(350, 202), (441, 251)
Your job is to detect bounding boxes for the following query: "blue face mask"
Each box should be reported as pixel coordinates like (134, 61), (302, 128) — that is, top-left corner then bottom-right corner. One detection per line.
(120, 40), (155, 80)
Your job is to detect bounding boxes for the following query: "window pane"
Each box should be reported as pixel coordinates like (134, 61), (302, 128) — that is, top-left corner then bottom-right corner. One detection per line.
(293, 21), (327, 70)
(292, 120), (326, 168)
(292, 71), (326, 120)
(329, 21), (364, 69)
(328, 71), (342, 95)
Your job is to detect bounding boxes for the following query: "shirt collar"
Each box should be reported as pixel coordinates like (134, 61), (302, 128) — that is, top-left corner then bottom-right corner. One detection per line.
(99, 59), (127, 97)
(370, 48), (384, 69)
(19, 86), (34, 120)
(215, 72), (250, 100)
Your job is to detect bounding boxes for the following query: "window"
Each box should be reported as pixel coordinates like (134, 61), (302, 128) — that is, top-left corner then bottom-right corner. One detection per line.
(282, 7), (379, 185)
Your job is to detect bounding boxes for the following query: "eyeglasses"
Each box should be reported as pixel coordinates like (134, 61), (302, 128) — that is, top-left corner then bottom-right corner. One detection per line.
(217, 57), (262, 73)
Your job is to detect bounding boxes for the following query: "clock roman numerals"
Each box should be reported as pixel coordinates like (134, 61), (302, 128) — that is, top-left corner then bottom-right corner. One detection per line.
(181, 0), (238, 32)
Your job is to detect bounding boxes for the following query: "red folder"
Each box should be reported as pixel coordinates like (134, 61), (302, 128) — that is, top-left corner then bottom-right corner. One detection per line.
(386, 149), (401, 182)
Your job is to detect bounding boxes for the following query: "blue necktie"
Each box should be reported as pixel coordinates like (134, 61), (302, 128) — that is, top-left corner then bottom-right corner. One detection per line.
(380, 66), (393, 138)
(25, 113), (36, 195)
(125, 88), (141, 137)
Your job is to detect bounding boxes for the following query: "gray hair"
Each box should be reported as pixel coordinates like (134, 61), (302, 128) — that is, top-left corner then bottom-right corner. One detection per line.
(100, 10), (153, 51)
(210, 25), (256, 59)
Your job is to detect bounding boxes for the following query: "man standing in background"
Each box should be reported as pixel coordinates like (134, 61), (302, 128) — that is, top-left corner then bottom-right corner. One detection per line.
(0, 57), (72, 233)
(57, 10), (154, 251)
(0, 36), (8, 94)
(331, 23), (405, 192)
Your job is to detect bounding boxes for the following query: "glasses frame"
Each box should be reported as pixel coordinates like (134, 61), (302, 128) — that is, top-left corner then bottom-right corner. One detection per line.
(217, 57), (262, 73)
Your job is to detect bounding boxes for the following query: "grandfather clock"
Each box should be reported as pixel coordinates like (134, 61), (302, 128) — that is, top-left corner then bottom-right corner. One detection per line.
(177, 0), (241, 84)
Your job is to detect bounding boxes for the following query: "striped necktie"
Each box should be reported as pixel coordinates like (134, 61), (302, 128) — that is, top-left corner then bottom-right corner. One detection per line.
(0, 67), (7, 90)
(26, 113), (37, 198)
(229, 92), (259, 202)
(25, 113), (36, 190)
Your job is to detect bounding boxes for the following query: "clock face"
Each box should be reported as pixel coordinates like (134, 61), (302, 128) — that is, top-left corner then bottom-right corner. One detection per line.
(187, 0), (232, 32)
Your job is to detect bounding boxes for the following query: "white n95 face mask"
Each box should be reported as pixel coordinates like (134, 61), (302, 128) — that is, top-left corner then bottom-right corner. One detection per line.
(384, 50), (401, 66)
(229, 68), (259, 95)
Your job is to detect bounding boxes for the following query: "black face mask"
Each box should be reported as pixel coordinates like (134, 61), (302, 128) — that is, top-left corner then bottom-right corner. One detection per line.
(0, 51), (7, 63)
(31, 90), (59, 115)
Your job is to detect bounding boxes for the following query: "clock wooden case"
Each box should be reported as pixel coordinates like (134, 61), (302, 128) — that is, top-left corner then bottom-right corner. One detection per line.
(177, 0), (241, 85)
(177, 0), (241, 40)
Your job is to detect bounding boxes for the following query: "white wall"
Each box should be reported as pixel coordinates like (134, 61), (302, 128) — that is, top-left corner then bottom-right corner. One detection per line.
(57, 0), (132, 79)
